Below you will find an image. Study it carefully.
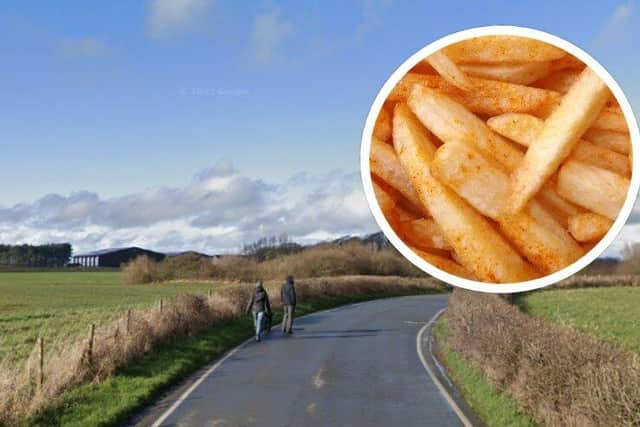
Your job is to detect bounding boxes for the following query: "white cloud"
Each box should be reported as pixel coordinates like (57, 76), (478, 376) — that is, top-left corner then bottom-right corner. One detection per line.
(249, 8), (293, 64)
(0, 163), (376, 254)
(56, 37), (114, 59)
(593, 1), (635, 48)
(354, 0), (392, 41)
(147, 0), (214, 38)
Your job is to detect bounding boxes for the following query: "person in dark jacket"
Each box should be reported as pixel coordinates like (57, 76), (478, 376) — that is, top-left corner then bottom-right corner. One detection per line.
(246, 280), (271, 341)
(280, 275), (296, 334)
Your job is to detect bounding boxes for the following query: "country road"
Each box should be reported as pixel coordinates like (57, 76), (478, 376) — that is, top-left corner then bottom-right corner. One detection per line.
(135, 294), (465, 427)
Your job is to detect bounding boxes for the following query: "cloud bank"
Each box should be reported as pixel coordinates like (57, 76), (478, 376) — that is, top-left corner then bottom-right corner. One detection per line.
(0, 162), (375, 254)
(1, 159), (637, 258)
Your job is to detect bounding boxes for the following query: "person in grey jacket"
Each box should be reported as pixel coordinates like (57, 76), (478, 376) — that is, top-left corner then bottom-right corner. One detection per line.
(246, 280), (271, 341)
(280, 275), (296, 334)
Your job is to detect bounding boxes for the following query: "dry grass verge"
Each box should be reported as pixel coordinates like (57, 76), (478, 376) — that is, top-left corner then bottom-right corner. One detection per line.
(446, 289), (640, 427)
(0, 276), (442, 425)
(123, 243), (424, 284)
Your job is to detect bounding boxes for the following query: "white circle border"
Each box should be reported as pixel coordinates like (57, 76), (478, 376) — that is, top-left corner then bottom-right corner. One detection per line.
(360, 25), (640, 294)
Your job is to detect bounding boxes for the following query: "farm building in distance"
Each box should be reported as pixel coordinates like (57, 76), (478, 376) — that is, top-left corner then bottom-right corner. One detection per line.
(71, 247), (166, 268)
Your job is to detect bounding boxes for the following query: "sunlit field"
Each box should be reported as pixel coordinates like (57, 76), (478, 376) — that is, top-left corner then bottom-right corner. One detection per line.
(517, 286), (640, 356)
(0, 271), (216, 367)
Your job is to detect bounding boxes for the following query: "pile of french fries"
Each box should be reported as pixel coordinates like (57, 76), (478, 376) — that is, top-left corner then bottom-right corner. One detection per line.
(370, 35), (632, 283)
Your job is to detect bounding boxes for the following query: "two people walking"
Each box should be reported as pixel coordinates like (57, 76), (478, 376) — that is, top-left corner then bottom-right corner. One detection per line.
(246, 276), (296, 342)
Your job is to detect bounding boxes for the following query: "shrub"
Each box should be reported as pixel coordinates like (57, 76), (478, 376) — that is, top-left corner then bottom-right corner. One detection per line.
(122, 256), (160, 284)
(444, 289), (640, 426)
(202, 256), (260, 282)
(197, 242), (423, 283)
(122, 238), (424, 285)
(158, 254), (204, 280)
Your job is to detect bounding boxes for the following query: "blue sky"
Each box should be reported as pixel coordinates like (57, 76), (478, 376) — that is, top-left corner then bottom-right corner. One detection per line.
(0, 0), (639, 255)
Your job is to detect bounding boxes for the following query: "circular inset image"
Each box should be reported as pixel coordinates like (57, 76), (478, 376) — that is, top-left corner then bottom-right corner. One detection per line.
(360, 26), (640, 293)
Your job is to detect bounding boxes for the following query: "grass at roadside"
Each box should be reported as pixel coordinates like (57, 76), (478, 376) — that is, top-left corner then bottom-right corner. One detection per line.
(0, 272), (220, 366)
(516, 286), (640, 356)
(433, 316), (536, 427)
(25, 290), (439, 426)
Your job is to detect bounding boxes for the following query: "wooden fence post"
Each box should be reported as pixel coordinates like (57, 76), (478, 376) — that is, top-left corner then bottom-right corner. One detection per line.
(126, 309), (131, 333)
(159, 298), (163, 313)
(87, 324), (95, 366)
(37, 336), (44, 393)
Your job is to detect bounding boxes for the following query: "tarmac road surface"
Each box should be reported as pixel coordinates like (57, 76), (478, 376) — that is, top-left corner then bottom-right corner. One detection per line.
(139, 294), (464, 427)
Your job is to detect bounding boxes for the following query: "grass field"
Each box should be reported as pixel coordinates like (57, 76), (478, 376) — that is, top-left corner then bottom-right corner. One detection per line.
(517, 286), (640, 356)
(0, 271), (217, 366)
(23, 290), (434, 426)
(433, 317), (536, 427)
(1, 271), (442, 425)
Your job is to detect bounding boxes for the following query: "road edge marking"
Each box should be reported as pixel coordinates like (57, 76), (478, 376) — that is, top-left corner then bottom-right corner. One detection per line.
(416, 308), (474, 427)
(149, 296), (390, 426)
(150, 337), (253, 427)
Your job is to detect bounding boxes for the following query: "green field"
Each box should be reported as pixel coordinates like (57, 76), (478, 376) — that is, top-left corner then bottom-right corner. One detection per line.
(517, 286), (640, 356)
(0, 271), (217, 367)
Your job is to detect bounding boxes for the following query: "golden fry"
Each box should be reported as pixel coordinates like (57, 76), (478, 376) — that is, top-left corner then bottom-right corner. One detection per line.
(426, 50), (471, 90)
(461, 61), (551, 85)
(411, 248), (476, 280)
(370, 137), (424, 213)
(568, 212), (613, 242)
(389, 73), (560, 116)
(591, 106), (628, 133)
(508, 68), (610, 214)
(549, 55), (585, 71)
(557, 160), (630, 220)
(431, 141), (583, 273)
(372, 180), (396, 214)
(368, 36), (633, 283)
(393, 103), (536, 283)
(407, 86), (586, 225)
(488, 113), (630, 176)
(443, 36), (566, 63)
(536, 182), (584, 228)
(407, 85), (524, 170)
(583, 128), (631, 155)
(373, 104), (393, 142)
(400, 218), (452, 251)
(534, 69), (580, 93)
(430, 141), (509, 218)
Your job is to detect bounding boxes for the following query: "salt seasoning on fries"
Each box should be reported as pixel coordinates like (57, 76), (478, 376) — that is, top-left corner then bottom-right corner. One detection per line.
(367, 34), (633, 283)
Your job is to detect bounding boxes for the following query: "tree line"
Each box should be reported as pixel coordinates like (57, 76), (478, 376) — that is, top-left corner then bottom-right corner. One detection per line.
(0, 243), (72, 267)
(242, 234), (303, 261)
